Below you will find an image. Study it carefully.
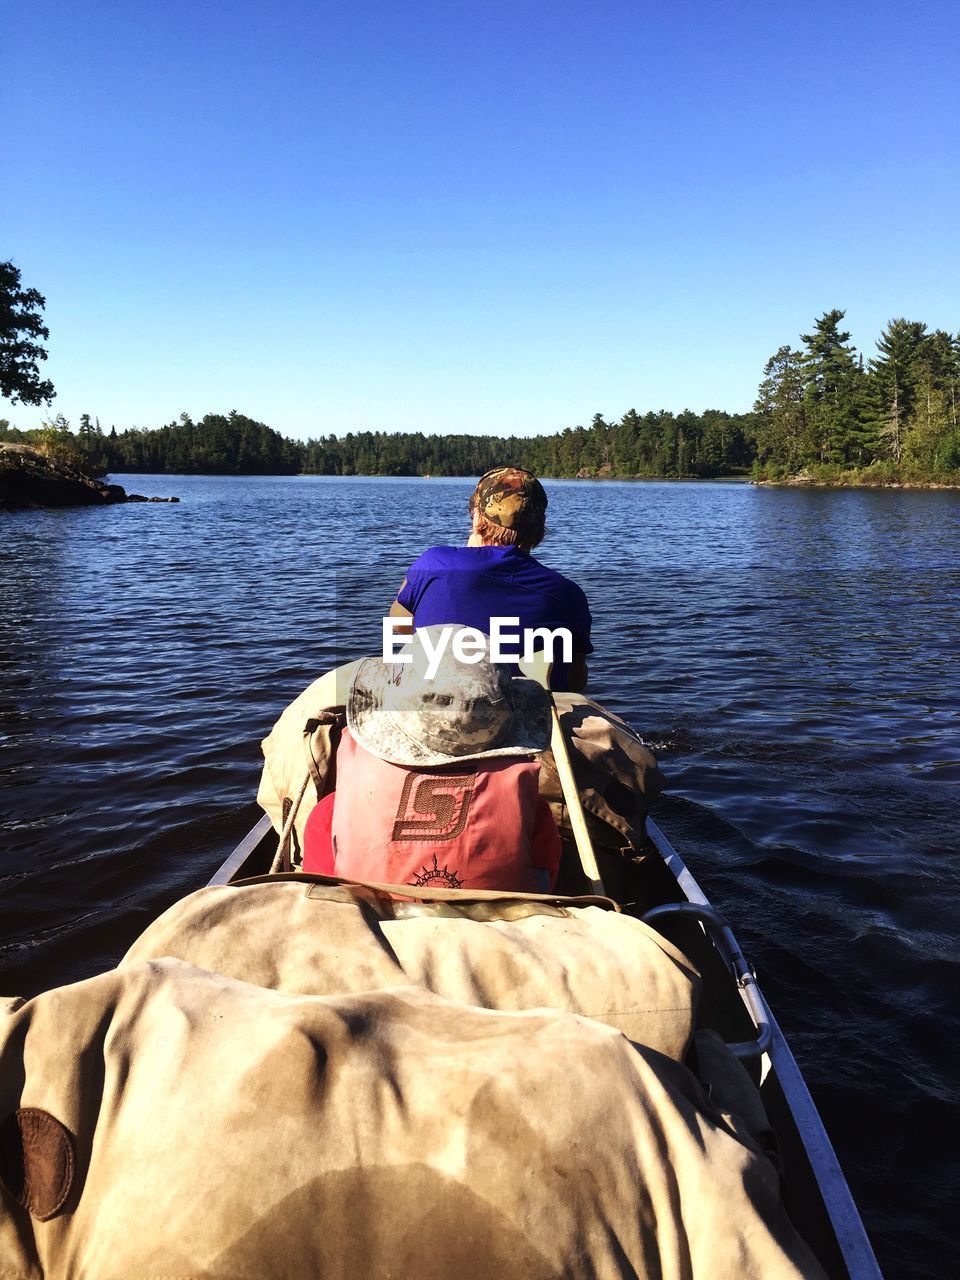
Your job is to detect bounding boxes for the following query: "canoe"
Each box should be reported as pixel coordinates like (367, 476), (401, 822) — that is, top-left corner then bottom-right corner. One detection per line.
(212, 767), (881, 1279)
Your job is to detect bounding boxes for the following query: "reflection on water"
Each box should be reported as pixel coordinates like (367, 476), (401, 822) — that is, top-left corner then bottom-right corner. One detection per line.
(1, 474), (958, 1278)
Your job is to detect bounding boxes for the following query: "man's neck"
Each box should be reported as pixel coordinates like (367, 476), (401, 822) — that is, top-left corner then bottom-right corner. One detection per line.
(466, 536), (527, 553)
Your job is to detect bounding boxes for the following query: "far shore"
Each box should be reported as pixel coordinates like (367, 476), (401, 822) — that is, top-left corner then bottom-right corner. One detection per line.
(85, 468), (960, 491)
(104, 470), (959, 490)
(755, 479), (960, 490)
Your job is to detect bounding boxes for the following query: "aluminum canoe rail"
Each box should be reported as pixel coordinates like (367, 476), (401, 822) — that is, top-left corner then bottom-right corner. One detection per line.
(207, 812), (274, 886)
(641, 897), (773, 1060)
(644, 817), (882, 1280)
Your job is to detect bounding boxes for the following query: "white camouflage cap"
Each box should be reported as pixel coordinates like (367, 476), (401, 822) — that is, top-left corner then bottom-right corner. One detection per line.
(347, 625), (551, 767)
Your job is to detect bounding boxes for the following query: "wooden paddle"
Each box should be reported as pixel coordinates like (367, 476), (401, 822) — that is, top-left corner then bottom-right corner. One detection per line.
(520, 654), (605, 896)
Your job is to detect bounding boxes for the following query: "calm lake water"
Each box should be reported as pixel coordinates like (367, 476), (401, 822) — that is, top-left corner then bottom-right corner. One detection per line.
(2, 474), (958, 1277)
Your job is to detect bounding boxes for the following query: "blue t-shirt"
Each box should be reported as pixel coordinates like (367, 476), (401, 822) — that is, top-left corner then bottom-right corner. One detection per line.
(396, 545), (593, 691)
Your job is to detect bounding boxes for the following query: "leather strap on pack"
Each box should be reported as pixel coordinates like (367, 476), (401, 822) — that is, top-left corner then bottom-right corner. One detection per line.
(271, 710), (347, 874)
(303, 710), (345, 796)
(232, 870), (619, 918)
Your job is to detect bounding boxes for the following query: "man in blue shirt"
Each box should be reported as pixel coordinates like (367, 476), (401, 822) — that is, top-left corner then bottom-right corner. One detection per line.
(389, 467), (593, 691)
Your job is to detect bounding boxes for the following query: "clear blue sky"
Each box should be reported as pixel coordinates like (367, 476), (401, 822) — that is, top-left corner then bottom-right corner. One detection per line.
(4, 0), (958, 440)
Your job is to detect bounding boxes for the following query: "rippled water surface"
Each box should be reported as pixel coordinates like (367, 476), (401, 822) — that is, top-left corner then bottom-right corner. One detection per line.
(2, 475), (958, 1277)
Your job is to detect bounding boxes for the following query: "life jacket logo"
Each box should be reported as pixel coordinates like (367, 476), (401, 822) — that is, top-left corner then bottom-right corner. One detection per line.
(411, 854), (463, 888)
(392, 772), (476, 842)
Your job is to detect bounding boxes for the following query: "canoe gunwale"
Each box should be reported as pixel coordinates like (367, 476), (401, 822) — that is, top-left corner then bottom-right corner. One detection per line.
(641, 895), (773, 1059)
(207, 812), (273, 885)
(644, 818), (882, 1280)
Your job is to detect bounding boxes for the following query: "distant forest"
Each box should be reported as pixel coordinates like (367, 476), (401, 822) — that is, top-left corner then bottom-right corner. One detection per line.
(3, 311), (958, 483)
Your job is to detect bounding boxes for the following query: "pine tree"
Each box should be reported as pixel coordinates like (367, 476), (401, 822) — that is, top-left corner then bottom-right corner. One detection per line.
(800, 310), (862, 465)
(869, 318), (928, 463)
(845, 354), (882, 465)
(905, 329), (960, 470)
(754, 345), (807, 469)
(612, 409), (640, 476)
(0, 261), (55, 405)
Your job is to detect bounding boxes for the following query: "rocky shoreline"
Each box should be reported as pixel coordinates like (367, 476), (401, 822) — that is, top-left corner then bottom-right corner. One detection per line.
(0, 444), (179, 510)
(753, 467), (960, 490)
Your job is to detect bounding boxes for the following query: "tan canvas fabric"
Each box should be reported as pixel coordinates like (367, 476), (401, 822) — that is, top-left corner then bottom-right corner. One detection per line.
(692, 1028), (777, 1156)
(257, 661), (362, 860)
(540, 693), (665, 851)
(257, 669), (664, 864)
(121, 881), (699, 1061)
(0, 961), (825, 1280)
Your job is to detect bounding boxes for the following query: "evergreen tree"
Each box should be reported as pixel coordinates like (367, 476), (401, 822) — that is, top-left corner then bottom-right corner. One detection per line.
(869, 318), (928, 463)
(0, 261), (55, 405)
(800, 310), (863, 465)
(905, 329), (960, 469)
(753, 345), (806, 469)
(845, 353), (883, 466)
(612, 409), (640, 476)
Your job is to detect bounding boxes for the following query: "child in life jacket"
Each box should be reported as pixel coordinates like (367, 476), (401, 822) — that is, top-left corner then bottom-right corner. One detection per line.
(302, 626), (561, 892)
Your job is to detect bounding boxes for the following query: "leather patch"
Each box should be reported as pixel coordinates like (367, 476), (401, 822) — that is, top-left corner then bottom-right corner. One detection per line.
(0, 1107), (75, 1220)
(391, 771), (476, 842)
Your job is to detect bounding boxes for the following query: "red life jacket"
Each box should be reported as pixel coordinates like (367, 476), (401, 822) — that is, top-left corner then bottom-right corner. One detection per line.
(330, 729), (543, 892)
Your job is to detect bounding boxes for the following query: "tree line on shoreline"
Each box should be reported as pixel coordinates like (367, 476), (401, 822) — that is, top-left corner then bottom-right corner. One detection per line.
(754, 311), (959, 483)
(3, 309), (958, 484)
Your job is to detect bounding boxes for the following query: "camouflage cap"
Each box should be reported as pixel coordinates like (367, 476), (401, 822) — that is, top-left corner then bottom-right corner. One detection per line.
(347, 625), (551, 767)
(471, 467), (547, 535)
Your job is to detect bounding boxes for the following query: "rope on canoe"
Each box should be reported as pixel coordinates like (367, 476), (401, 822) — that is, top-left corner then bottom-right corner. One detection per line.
(270, 768), (312, 874)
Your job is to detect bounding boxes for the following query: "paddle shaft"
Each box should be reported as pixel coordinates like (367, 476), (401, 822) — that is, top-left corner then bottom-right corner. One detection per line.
(548, 703), (605, 896)
(517, 652), (605, 895)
